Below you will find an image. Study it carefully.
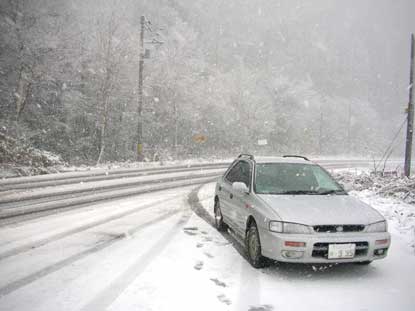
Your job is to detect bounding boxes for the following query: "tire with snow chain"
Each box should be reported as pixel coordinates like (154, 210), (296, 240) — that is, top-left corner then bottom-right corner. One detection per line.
(246, 222), (270, 268)
(214, 200), (228, 232)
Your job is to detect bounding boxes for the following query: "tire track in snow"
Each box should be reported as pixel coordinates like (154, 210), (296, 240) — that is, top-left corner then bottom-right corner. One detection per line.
(188, 184), (248, 260)
(0, 171), (223, 205)
(0, 194), (185, 261)
(80, 203), (192, 311)
(0, 208), (185, 297)
(0, 162), (229, 191)
(0, 176), (218, 225)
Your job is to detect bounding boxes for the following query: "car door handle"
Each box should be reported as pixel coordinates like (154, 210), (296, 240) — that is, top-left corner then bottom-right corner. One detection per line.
(229, 193), (233, 199)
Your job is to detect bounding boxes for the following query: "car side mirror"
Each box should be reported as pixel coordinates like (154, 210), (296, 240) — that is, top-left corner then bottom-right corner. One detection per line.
(232, 182), (249, 194)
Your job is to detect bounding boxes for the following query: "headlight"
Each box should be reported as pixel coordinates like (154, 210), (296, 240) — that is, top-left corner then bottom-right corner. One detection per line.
(269, 221), (283, 233)
(269, 221), (312, 234)
(366, 221), (387, 233)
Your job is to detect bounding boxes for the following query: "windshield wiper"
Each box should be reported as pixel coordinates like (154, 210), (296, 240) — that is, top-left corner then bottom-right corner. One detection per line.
(279, 190), (320, 195)
(261, 189), (346, 195)
(317, 189), (347, 195)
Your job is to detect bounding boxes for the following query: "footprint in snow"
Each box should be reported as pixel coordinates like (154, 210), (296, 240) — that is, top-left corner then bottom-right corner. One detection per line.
(183, 227), (199, 236)
(204, 252), (214, 259)
(210, 278), (226, 287)
(194, 261), (204, 270)
(248, 305), (274, 311)
(184, 231), (198, 236)
(184, 226), (199, 231)
(196, 243), (204, 248)
(217, 294), (231, 305)
(214, 241), (231, 246)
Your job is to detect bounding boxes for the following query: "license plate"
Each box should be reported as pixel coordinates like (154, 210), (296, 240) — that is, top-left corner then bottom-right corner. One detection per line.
(328, 243), (356, 259)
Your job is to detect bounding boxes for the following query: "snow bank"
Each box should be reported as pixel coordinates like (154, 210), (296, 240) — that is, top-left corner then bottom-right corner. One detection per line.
(61, 158), (233, 173)
(334, 171), (415, 253)
(0, 133), (65, 177)
(334, 171), (415, 204)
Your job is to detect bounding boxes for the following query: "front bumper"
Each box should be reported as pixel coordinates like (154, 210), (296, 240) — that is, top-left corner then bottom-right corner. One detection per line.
(260, 229), (391, 263)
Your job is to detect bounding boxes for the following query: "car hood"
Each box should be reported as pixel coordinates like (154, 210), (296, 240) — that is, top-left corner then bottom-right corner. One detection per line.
(257, 194), (384, 225)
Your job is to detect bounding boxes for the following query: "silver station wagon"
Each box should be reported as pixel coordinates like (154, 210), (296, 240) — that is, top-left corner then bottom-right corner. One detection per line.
(214, 154), (391, 268)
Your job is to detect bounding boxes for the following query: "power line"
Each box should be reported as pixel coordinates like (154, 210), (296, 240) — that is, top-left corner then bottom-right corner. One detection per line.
(375, 117), (406, 172)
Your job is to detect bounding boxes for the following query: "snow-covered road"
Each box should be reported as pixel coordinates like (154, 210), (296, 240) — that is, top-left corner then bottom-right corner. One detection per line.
(0, 164), (414, 311)
(0, 186), (195, 310)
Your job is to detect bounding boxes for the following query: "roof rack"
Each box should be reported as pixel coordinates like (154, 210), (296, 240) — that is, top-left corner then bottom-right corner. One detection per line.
(282, 155), (310, 161)
(238, 153), (255, 160)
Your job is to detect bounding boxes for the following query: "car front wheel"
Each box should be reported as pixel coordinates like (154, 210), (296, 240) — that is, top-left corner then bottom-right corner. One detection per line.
(246, 222), (270, 268)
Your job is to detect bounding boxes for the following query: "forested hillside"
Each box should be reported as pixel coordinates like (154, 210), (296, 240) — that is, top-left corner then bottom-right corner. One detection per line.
(1, 0), (413, 164)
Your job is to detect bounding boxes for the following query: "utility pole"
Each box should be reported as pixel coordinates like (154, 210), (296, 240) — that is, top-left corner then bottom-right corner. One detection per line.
(347, 101), (352, 155)
(319, 110), (323, 155)
(404, 33), (415, 177)
(173, 101), (178, 158)
(318, 99), (325, 156)
(136, 15), (145, 162)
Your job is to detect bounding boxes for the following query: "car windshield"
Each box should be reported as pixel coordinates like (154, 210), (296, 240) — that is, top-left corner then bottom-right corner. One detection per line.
(255, 163), (345, 195)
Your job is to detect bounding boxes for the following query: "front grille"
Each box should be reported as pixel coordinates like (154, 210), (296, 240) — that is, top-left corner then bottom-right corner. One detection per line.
(313, 224), (365, 233)
(312, 242), (369, 259)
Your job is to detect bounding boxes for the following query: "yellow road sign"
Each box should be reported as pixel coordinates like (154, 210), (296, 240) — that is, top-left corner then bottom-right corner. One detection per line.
(137, 143), (143, 153)
(193, 134), (207, 143)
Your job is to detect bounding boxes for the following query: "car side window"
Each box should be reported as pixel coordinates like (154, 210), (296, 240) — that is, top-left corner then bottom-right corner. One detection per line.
(225, 161), (251, 187)
(225, 162), (242, 184)
(239, 161), (251, 187)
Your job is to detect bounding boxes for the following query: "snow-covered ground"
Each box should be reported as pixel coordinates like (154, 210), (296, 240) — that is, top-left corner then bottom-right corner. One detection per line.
(0, 170), (414, 311)
(355, 190), (415, 253)
(333, 169), (415, 251)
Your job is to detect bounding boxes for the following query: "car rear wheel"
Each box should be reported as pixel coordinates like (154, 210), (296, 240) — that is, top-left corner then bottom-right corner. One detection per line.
(246, 222), (270, 268)
(214, 200), (228, 232)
